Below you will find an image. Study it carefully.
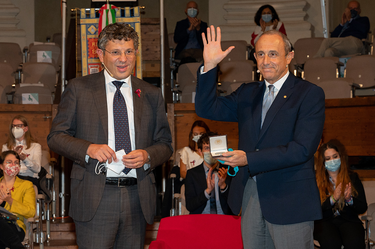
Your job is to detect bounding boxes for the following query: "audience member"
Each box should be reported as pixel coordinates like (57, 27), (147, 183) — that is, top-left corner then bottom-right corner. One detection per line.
(250, 4), (286, 47)
(179, 120), (210, 179)
(174, 1), (208, 64)
(315, 1), (369, 58)
(314, 139), (367, 249)
(196, 26), (325, 248)
(185, 132), (231, 214)
(47, 23), (172, 249)
(0, 150), (36, 249)
(2, 115), (42, 191)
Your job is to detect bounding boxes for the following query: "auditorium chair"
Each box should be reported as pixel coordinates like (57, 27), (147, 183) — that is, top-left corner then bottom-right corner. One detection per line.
(149, 214), (243, 249)
(293, 37), (324, 73)
(13, 85), (53, 104)
(21, 62), (58, 93)
(318, 78), (354, 99)
(218, 60), (255, 95)
(303, 57), (339, 85)
(221, 40), (249, 62)
(26, 42), (61, 71)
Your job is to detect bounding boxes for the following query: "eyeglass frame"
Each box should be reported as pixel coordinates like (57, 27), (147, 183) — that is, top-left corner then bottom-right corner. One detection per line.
(5, 160), (20, 166)
(101, 48), (137, 58)
(12, 124), (25, 129)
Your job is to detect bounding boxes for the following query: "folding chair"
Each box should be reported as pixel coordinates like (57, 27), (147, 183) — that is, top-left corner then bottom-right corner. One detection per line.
(13, 85), (53, 104)
(27, 42), (61, 71)
(21, 62), (58, 93)
(293, 38), (324, 72)
(304, 57), (339, 85)
(318, 78), (354, 99)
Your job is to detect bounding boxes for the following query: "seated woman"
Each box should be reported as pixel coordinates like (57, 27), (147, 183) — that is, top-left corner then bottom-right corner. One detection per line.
(0, 150), (36, 249)
(250, 4), (287, 64)
(314, 139), (367, 249)
(2, 115), (42, 191)
(179, 120), (210, 179)
(250, 4), (287, 47)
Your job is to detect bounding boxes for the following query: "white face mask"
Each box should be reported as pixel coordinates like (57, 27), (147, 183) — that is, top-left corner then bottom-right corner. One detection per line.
(12, 127), (24, 139)
(203, 152), (217, 165)
(187, 8), (198, 18)
(192, 134), (202, 143)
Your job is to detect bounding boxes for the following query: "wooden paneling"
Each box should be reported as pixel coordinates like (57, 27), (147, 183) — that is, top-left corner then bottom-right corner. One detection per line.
(141, 18), (161, 61)
(323, 97), (375, 156)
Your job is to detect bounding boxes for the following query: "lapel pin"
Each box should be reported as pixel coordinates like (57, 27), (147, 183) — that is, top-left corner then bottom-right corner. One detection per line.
(284, 95), (287, 98)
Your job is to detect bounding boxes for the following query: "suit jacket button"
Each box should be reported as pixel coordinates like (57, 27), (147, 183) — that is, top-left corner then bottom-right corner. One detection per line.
(255, 149), (259, 151)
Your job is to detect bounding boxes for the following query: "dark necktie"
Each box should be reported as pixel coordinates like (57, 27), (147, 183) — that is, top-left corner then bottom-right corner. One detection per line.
(261, 85), (275, 127)
(113, 80), (132, 174)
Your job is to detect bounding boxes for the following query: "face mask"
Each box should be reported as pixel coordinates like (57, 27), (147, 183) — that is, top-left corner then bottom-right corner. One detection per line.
(4, 164), (20, 177)
(350, 9), (358, 19)
(12, 127), (24, 139)
(187, 8), (198, 18)
(203, 152), (217, 165)
(262, 14), (273, 23)
(192, 134), (201, 143)
(325, 158), (341, 172)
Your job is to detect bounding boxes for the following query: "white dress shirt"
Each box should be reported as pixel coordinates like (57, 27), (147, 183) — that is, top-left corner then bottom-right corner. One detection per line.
(104, 70), (137, 178)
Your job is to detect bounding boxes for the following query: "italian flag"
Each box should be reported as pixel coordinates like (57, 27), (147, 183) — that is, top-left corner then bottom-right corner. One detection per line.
(98, 4), (117, 35)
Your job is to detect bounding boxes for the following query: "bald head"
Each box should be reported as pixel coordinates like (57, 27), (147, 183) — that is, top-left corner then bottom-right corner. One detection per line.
(186, 1), (198, 9)
(348, 1), (361, 14)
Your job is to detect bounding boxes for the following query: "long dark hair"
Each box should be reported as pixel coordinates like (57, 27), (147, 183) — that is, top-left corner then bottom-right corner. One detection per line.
(254, 4), (280, 26)
(315, 139), (357, 211)
(188, 120), (210, 151)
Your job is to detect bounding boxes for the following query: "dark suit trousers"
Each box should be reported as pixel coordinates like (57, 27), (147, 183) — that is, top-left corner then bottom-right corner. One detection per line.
(74, 184), (146, 249)
(314, 216), (365, 249)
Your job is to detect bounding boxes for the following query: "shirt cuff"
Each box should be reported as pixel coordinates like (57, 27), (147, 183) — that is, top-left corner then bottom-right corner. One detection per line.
(200, 66), (206, 74)
(204, 190), (211, 199)
(220, 184), (228, 193)
(85, 155), (89, 163)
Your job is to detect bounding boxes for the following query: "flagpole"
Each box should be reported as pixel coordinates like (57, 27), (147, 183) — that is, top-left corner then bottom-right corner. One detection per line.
(160, 0), (165, 99)
(61, 0), (67, 93)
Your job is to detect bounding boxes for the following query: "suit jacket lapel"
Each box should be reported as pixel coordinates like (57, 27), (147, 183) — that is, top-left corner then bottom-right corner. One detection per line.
(92, 71), (109, 141)
(259, 74), (296, 139)
(131, 76), (143, 150)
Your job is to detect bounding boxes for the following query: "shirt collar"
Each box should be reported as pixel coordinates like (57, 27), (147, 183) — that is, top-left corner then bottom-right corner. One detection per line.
(264, 71), (289, 92)
(104, 70), (132, 88)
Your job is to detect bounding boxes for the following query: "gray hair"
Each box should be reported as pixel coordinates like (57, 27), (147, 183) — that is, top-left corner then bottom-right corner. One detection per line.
(256, 30), (292, 55)
(98, 23), (139, 50)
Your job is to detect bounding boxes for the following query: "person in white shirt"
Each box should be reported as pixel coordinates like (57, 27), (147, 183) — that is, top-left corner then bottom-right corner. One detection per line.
(179, 120), (210, 179)
(2, 115), (42, 190)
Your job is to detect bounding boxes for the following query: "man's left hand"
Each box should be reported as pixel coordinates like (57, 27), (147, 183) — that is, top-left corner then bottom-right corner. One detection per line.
(217, 167), (228, 189)
(216, 150), (248, 167)
(122, 149), (148, 168)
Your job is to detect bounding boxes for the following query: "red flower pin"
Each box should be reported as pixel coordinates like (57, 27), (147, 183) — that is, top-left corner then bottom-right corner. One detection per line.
(135, 89), (141, 98)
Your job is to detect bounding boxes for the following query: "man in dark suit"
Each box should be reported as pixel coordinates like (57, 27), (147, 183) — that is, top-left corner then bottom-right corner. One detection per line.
(185, 132), (231, 215)
(174, 1), (208, 63)
(47, 23), (172, 249)
(195, 26), (325, 248)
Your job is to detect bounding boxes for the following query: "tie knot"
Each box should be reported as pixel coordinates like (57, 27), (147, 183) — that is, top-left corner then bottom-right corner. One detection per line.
(268, 85), (275, 92)
(113, 81), (124, 90)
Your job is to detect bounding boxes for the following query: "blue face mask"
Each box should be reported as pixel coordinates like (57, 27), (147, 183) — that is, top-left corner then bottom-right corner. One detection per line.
(262, 14), (273, 23)
(325, 158), (341, 172)
(350, 9), (358, 19)
(187, 8), (198, 18)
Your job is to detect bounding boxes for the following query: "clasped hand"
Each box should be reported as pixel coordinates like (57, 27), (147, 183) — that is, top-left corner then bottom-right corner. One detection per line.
(86, 144), (148, 168)
(333, 182), (352, 202)
(206, 167), (228, 195)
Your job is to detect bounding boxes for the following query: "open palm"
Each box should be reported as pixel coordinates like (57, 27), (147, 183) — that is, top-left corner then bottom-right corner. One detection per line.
(202, 25), (234, 72)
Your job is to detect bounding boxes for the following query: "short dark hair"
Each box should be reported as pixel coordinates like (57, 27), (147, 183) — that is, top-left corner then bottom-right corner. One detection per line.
(188, 120), (210, 151)
(98, 23), (139, 51)
(197, 132), (218, 150)
(254, 4), (280, 26)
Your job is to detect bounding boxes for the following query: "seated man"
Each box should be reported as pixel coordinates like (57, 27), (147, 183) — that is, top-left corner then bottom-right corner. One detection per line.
(315, 0), (369, 57)
(174, 1), (208, 64)
(185, 132), (231, 215)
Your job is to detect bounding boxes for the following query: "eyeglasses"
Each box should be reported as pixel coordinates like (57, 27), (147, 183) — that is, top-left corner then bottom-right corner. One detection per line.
(101, 49), (136, 58)
(12, 124), (24, 128)
(5, 161), (20, 166)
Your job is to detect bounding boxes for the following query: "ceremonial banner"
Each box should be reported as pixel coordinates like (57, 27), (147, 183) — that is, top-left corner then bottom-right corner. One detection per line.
(80, 6), (142, 78)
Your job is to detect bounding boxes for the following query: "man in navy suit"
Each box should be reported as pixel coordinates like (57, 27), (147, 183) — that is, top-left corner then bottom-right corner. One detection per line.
(185, 132), (231, 215)
(195, 26), (325, 248)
